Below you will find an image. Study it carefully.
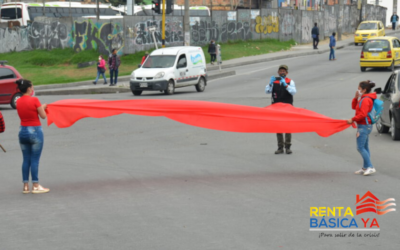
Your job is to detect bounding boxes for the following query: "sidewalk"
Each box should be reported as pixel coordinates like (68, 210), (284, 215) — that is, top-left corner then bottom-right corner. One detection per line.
(35, 29), (400, 96)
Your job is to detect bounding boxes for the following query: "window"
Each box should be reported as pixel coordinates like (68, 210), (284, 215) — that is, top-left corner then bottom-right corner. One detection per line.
(358, 23), (378, 30)
(394, 40), (400, 48)
(363, 40), (390, 52)
(384, 74), (396, 93)
(0, 8), (22, 19)
(143, 55), (176, 68)
(177, 55), (187, 68)
(0, 68), (16, 80)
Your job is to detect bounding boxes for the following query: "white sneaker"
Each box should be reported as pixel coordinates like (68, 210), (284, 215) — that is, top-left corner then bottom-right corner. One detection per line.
(363, 168), (376, 176)
(354, 168), (366, 175)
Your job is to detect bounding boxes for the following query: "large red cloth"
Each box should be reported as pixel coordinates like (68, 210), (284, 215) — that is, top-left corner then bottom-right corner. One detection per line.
(46, 99), (352, 137)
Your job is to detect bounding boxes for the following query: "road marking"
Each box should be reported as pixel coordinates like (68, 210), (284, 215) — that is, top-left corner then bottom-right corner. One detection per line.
(208, 65), (278, 83)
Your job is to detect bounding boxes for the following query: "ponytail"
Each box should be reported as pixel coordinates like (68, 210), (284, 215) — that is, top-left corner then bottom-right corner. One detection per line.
(359, 80), (376, 93)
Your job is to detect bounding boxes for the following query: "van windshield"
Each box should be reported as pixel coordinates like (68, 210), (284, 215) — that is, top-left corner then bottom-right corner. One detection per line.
(142, 55), (176, 68)
(358, 23), (378, 30)
(363, 40), (390, 52)
(0, 8), (22, 19)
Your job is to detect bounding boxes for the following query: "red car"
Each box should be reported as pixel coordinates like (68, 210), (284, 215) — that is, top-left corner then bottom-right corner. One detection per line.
(0, 60), (24, 109)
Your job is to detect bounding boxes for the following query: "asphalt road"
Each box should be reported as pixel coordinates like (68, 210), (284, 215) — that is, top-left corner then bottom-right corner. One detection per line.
(1, 43), (399, 250)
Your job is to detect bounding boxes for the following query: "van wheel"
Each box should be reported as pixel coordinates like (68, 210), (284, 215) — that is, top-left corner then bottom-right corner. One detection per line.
(360, 67), (366, 72)
(165, 80), (175, 95)
(391, 116), (400, 140)
(10, 92), (22, 109)
(132, 90), (142, 96)
(195, 77), (206, 92)
(376, 118), (389, 133)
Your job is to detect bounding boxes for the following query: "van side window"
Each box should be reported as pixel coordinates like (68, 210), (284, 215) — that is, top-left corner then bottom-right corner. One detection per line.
(0, 68), (16, 80)
(177, 55), (187, 68)
(384, 74), (395, 93)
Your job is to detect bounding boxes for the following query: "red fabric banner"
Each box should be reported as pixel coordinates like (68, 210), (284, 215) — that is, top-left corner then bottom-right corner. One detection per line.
(46, 99), (352, 137)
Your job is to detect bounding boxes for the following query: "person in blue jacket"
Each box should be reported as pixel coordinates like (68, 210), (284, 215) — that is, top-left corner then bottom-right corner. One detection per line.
(391, 12), (399, 30)
(329, 32), (336, 61)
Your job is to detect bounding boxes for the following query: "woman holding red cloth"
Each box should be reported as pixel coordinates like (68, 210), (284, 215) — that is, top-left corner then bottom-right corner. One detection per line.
(347, 80), (377, 176)
(15, 79), (50, 194)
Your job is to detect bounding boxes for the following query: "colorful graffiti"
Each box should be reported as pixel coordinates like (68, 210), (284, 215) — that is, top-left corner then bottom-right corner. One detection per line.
(255, 15), (279, 34)
(71, 20), (124, 55)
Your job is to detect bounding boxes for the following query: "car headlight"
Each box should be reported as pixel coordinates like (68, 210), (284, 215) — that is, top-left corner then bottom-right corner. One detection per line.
(130, 72), (135, 80)
(371, 33), (377, 36)
(154, 72), (165, 79)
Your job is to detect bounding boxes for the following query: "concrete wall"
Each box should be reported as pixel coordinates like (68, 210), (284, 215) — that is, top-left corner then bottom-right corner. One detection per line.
(0, 4), (388, 55)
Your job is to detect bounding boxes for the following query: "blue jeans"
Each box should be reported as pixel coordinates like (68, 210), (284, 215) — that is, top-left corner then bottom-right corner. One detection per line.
(19, 126), (44, 183)
(95, 70), (107, 83)
(356, 124), (373, 169)
(392, 22), (396, 30)
(110, 68), (119, 85)
(329, 47), (335, 60)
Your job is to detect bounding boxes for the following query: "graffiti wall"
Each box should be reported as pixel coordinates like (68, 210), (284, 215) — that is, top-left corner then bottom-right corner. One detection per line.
(0, 4), (388, 55)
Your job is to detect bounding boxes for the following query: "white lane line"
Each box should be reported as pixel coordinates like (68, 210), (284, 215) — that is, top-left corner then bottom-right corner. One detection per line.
(208, 65), (278, 83)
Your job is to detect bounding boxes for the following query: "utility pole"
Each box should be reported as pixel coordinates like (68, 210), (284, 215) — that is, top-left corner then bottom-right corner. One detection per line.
(162, 0), (166, 48)
(96, 0), (100, 21)
(42, 0), (45, 16)
(338, 0), (343, 41)
(394, 0), (398, 15)
(184, 0), (190, 46)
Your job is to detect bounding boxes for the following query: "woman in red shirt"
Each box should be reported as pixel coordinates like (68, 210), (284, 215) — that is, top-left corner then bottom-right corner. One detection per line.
(347, 80), (377, 176)
(0, 111), (5, 133)
(15, 79), (49, 194)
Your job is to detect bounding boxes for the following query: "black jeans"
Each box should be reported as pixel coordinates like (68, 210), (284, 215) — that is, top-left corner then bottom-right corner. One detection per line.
(210, 54), (216, 62)
(392, 22), (396, 30)
(277, 133), (291, 148)
(313, 37), (319, 48)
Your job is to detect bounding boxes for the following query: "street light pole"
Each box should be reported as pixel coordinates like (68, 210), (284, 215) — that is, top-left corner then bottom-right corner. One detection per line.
(184, 0), (190, 46)
(96, 0), (99, 21)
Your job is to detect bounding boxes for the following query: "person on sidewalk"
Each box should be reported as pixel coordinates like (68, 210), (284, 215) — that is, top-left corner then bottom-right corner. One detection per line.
(311, 23), (319, 49)
(0, 111), (5, 133)
(141, 51), (149, 65)
(108, 49), (121, 86)
(93, 55), (107, 85)
(15, 79), (50, 194)
(347, 80), (377, 176)
(265, 65), (297, 155)
(329, 32), (336, 61)
(208, 40), (216, 65)
(391, 12), (399, 30)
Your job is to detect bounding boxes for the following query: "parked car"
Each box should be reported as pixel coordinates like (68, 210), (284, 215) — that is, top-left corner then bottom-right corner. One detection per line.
(360, 37), (400, 72)
(130, 46), (207, 95)
(355, 21), (385, 46)
(376, 71), (400, 140)
(0, 60), (24, 109)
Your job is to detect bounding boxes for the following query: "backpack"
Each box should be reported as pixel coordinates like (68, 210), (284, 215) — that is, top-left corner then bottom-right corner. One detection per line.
(359, 97), (384, 124)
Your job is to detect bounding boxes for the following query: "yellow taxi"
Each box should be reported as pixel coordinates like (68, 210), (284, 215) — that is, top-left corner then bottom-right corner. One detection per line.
(360, 37), (400, 72)
(355, 21), (385, 46)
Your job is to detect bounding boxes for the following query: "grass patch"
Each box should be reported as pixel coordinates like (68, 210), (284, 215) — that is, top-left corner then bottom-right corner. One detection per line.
(0, 38), (294, 85)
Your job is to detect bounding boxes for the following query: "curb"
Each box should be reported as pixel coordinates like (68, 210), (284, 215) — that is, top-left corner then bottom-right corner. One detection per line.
(35, 70), (236, 96)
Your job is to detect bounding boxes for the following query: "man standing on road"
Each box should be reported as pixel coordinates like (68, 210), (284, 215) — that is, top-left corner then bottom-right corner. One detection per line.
(265, 65), (297, 155)
(108, 49), (121, 86)
(391, 12), (399, 30)
(311, 23), (319, 49)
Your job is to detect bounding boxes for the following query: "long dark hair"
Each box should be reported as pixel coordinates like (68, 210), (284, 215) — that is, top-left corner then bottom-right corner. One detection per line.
(15, 79), (32, 94)
(359, 80), (376, 93)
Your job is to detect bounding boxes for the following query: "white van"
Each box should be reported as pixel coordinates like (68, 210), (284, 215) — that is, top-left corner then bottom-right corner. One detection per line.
(130, 46), (207, 95)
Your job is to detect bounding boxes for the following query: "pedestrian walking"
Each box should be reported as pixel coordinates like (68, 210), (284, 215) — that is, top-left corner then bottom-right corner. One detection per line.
(329, 32), (336, 61)
(108, 49), (121, 86)
(141, 51), (149, 65)
(0, 111), (4, 133)
(347, 80), (377, 176)
(311, 23), (319, 49)
(208, 40), (216, 65)
(265, 65), (297, 154)
(93, 55), (107, 85)
(15, 79), (49, 194)
(391, 12), (399, 30)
